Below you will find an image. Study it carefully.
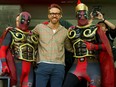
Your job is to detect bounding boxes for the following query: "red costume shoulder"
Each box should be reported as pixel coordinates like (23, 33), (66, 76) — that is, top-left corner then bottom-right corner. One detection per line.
(0, 29), (11, 46)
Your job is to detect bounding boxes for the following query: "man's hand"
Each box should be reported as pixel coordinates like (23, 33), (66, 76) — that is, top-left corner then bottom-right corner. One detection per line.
(6, 26), (13, 30)
(95, 11), (104, 20)
(89, 12), (94, 24)
(2, 66), (9, 73)
(89, 11), (105, 22)
(85, 42), (98, 50)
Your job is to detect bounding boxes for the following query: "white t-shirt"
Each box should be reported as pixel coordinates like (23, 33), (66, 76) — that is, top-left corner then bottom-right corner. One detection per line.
(53, 30), (56, 33)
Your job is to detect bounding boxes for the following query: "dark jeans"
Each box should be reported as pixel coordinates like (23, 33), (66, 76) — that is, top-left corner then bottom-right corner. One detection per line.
(34, 63), (65, 87)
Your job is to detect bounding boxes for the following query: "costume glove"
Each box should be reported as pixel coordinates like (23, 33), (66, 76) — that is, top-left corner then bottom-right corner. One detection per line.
(1, 59), (9, 75)
(85, 42), (106, 50)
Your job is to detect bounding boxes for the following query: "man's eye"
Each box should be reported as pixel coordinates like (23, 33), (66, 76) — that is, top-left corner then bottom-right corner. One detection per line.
(21, 19), (25, 22)
(28, 20), (30, 23)
(21, 19), (25, 24)
(27, 20), (30, 25)
(78, 15), (81, 18)
(84, 14), (87, 17)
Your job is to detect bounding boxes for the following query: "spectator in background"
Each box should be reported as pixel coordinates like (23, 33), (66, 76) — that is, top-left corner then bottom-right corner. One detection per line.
(90, 11), (116, 62)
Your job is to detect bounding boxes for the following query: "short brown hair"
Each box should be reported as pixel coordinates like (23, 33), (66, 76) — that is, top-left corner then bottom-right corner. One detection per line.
(48, 4), (63, 14)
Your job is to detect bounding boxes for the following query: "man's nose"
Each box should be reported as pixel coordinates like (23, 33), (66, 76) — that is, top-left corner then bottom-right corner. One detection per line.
(24, 21), (28, 24)
(81, 15), (85, 19)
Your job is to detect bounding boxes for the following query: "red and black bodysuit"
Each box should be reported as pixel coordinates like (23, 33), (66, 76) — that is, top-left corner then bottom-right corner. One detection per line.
(63, 2), (115, 87)
(0, 12), (38, 87)
(67, 24), (102, 87)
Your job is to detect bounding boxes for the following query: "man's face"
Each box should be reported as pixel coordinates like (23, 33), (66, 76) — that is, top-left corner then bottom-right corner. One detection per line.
(48, 8), (62, 24)
(16, 12), (31, 31)
(76, 10), (88, 26)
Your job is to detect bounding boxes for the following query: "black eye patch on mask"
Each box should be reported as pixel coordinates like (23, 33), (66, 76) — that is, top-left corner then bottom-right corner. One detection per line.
(20, 16), (31, 25)
(76, 11), (88, 19)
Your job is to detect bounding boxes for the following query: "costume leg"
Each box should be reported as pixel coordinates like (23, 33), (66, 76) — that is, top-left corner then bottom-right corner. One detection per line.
(50, 64), (65, 87)
(79, 79), (87, 87)
(63, 73), (80, 87)
(87, 63), (101, 87)
(89, 76), (101, 87)
(15, 61), (34, 87)
(21, 61), (33, 87)
(15, 61), (22, 87)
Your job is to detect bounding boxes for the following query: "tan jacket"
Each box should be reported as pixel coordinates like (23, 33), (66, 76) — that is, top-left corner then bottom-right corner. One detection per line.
(32, 24), (73, 65)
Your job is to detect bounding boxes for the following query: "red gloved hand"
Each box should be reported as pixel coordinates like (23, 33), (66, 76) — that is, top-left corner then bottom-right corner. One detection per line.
(2, 61), (10, 75)
(85, 42), (99, 50)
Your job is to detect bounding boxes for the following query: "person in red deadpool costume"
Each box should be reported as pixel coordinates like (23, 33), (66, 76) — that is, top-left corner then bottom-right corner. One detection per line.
(63, 0), (115, 87)
(0, 12), (38, 87)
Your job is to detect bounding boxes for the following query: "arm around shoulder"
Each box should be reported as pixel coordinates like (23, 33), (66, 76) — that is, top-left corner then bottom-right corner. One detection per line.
(31, 24), (41, 34)
(104, 20), (116, 30)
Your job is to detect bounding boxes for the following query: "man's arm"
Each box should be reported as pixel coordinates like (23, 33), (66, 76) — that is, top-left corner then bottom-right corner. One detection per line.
(64, 37), (73, 53)
(90, 11), (116, 29)
(103, 20), (116, 30)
